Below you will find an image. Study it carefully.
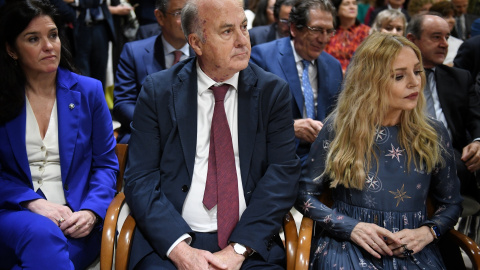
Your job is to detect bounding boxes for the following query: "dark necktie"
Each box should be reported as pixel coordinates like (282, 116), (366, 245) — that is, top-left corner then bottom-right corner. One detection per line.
(89, 7), (101, 21)
(203, 84), (239, 249)
(424, 69), (436, 118)
(301, 60), (315, 119)
(172, 50), (182, 66)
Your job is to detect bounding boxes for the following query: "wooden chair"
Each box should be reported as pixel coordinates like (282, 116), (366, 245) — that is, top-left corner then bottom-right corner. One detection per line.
(290, 189), (480, 270)
(100, 144), (129, 270)
(114, 212), (299, 270)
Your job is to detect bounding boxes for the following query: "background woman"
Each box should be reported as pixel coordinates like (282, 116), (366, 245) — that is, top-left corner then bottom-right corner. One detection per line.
(325, 0), (370, 73)
(252, 0), (276, 27)
(0, 1), (118, 269)
(296, 33), (462, 269)
(370, 9), (407, 35)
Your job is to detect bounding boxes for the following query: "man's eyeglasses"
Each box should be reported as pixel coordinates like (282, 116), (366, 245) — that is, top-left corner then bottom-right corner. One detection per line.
(279, 19), (289, 25)
(305, 26), (336, 37)
(165, 10), (182, 18)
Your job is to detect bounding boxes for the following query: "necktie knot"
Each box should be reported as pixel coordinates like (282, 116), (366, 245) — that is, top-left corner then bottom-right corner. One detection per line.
(302, 60), (310, 70)
(425, 68), (433, 77)
(210, 84), (230, 102)
(173, 50), (182, 65)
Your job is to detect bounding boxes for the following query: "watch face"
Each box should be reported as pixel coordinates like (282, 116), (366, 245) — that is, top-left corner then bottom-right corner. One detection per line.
(234, 243), (247, 255)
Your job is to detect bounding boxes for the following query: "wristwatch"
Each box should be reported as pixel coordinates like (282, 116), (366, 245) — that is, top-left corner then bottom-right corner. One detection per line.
(231, 243), (253, 258)
(427, 224), (441, 242)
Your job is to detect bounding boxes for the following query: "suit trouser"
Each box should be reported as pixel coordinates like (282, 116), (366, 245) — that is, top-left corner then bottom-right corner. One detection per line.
(0, 209), (101, 270)
(134, 232), (286, 270)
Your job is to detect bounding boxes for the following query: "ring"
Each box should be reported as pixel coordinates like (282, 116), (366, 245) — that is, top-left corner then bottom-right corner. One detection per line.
(402, 244), (413, 257)
(75, 224), (80, 230)
(58, 217), (65, 223)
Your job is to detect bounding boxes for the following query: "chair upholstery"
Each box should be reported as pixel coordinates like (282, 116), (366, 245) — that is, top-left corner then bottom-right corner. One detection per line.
(289, 189), (480, 270)
(100, 144), (129, 270)
(114, 212), (299, 270)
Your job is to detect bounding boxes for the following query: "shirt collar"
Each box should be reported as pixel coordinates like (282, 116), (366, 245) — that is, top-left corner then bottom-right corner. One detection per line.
(196, 60), (239, 96)
(162, 35), (190, 57)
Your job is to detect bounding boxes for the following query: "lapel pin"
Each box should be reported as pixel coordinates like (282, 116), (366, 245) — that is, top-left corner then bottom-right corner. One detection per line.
(69, 103), (75, 110)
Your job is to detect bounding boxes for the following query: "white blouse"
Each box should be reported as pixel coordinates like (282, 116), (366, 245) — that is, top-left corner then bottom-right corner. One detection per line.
(25, 97), (66, 205)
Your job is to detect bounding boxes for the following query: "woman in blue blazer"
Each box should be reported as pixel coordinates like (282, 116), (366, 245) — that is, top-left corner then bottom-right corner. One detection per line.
(0, 1), (118, 269)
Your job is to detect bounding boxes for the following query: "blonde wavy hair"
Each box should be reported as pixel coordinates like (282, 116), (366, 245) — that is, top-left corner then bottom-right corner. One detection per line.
(325, 33), (443, 190)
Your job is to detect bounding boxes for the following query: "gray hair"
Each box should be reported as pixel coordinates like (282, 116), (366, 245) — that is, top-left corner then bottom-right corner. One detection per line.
(181, 0), (205, 42)
(155, 0), (169, 13)
(370, 9), (406, 34)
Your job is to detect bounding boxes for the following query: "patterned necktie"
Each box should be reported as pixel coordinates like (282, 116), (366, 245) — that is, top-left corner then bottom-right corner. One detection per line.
(424, 69), (436, 118)
(172, 50), (182, 66)
(203, 84), (239, 249)
(456, 16), (464, 40)
(301, 60), (315, 119)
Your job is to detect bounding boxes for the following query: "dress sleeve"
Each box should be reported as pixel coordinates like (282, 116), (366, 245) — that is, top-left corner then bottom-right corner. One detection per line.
(420, 121), (463, 235)
(295, 120), (360, 241)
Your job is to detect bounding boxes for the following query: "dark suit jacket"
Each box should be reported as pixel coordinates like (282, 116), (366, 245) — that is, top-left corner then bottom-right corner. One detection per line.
(454, 35), (480, 79)
(435, 65), (480, 153)
(453, 13), (480, 40)
(123, 58), (301, 267)
(368, 6), (410, 26)
(250, 37), (343, 162)
(249, 23), (277, 47)
(135, 23), (162, 40)
(0, 67), (117, 218)
(75, 0), (116, 42)
(113, 34), (195, 143)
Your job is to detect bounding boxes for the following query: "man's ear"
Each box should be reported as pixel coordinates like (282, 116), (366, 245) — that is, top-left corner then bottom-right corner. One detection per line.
(188, 33), (203, 56)
(154, 9), (165, 27)
(406, 33), (416, 43)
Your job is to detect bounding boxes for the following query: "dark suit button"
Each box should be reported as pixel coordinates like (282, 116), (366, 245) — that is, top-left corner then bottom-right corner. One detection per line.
(181, 185), (189, 192)
(64, 184), (69, 191)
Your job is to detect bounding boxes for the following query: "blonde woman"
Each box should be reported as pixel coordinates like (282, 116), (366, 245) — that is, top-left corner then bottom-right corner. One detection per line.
(296, 33), (462, 269)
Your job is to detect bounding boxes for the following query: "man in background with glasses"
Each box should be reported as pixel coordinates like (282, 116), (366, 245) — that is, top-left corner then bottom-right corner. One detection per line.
(249, 0), (296, 47)
(251, 0), (343, 164)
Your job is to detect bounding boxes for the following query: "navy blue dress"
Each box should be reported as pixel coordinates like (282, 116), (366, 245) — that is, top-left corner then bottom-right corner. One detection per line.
(296, 120), (463, 269)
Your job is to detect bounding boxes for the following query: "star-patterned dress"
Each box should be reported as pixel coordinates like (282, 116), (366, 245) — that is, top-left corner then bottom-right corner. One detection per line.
(296, 119), (463, 270)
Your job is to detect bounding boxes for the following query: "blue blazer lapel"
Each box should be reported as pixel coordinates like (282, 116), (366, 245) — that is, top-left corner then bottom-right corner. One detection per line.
(5, 102), (31, 182)
(149, 34), (166, 74)
(237, 65), (259, 188)
(315, 53), (330, 120)
(56, 68), (81, 184)
(174, 60), (198, 180)
(278, 39), (304, 115)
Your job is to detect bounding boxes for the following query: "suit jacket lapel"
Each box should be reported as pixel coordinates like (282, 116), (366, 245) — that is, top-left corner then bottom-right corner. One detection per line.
(174, 60), (198, 180)
(56, 68), (81, 184)
(148, 34), (166, 74)
(5, 102), (31, 182)
(278, 39), (303, 114)
(237, 66), (259, 188)
(434, 67), (455, 130)
(315, 53), (329, 120)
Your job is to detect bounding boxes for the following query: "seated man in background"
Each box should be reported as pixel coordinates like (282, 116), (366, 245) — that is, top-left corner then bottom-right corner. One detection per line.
(250, 0), (343, 164)
(123, 0), (301, 268)
(113, 0), (194, 143)
(249, 0), (295, 47)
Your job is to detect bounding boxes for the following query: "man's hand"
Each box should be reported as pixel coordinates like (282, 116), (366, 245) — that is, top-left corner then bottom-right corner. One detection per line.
(461, 141), (480, 172)
(388, 226), (434, 257)
(169, 241), (227, 270)
(60, 210), (97, 238)
(22, 198), (73, 226)
(294, 118), (323, 143)
(350, 222), (401, 259)
(210, 244), (245, 270)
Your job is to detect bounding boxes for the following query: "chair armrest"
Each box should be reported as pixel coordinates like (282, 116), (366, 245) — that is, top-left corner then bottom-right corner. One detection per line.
(283, 211), (298, 270)
(116, 214), (137, 270)
(100, 192), (126, 270)
(296, 216), (314, 270)
(444, 229), (480, 269)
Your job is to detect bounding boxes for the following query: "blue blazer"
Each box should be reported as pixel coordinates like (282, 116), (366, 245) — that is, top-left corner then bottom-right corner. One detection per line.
(113, 34), (195, 143)
(250, 37), (343, 161)
(0, 68), (118, 219)
(249, 23), (277, 47)
(124, 58), (301, 267)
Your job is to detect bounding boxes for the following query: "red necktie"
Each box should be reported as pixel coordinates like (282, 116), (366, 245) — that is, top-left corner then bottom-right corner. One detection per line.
(203, 84), (239, 249)
(172, 50), (182, 66)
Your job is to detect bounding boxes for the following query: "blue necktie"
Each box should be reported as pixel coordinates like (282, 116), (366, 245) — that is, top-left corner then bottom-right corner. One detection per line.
(301, 60), (315, 119)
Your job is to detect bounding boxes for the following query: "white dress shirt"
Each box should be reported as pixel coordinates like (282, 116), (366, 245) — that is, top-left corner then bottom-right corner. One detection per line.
(26, 98), (65, 205)
(162, 36), (191, 69)
(167, 60), (247, 256)
(291, 40), (319, 118)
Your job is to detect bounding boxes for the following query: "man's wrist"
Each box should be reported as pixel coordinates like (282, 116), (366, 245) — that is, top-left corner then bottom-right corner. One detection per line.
(230, 242), (254, 258)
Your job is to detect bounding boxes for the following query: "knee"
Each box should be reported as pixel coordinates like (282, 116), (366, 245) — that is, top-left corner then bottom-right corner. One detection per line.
(18, 215), (67, 249)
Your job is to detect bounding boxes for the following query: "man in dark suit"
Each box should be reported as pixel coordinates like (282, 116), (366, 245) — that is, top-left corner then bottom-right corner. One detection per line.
(124, 0), (300, 268)
(71, 0), (115, 90)
(250, 0), (343, 163)
(113, 0), (193, 143)
(407, 13), (480, 268)
(452, 0), (480, 39)
(249, 0), (295, 47)
(454, 35), (480, 79)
